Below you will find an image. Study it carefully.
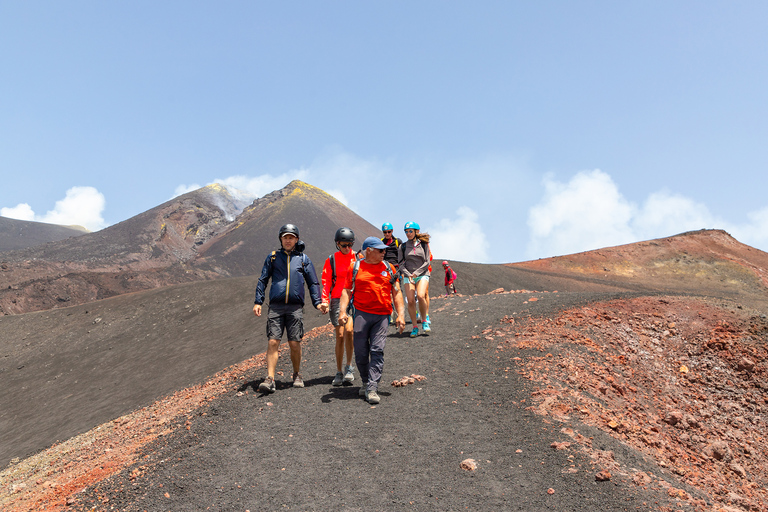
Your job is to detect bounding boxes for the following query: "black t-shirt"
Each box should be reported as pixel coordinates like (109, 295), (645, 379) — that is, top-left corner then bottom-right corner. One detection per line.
(381, 236), (402, 267)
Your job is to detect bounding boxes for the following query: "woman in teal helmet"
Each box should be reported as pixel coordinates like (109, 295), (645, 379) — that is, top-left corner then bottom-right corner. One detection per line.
(398, 221), (432, 337)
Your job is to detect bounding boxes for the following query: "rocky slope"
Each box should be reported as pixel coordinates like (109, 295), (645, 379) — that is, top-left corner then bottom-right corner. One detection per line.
(0, 181), (379, 315)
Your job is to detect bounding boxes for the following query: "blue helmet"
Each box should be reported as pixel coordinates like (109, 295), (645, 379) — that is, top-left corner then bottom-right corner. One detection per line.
(404, 221), (420, 231)
(382, 222), (393, 231)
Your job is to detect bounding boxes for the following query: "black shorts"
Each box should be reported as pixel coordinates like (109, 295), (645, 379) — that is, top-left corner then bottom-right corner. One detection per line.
(329, 298), (354, 327)
(266, 303), (304, 341)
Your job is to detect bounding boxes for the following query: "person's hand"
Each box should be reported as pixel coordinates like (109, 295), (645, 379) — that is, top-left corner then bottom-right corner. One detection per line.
(317, 303), (328, 314)
(338, 312), (348, 326)
(396, 315), (405, 334)
(253, 304), (262, 317)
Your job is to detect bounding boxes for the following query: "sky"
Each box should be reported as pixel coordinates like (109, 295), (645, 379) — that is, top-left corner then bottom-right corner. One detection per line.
(2, 1), (768, 264)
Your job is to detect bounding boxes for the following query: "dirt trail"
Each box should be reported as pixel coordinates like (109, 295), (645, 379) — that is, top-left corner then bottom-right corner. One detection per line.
(4, 290), (765, 511)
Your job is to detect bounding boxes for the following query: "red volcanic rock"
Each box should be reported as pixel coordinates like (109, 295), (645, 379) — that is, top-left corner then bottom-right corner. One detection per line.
(595, 470), (611, 482)
(703, 441), (733, 462)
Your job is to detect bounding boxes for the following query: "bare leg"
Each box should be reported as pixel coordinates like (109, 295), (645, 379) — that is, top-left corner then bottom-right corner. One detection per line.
(266, 338), (281, 378)
(334, 324), (345, 372)
(343, 318), (354, 366)
(405, 281), (418, 325)
(416, 278), (430, 321)
(288, 339), (302, 374)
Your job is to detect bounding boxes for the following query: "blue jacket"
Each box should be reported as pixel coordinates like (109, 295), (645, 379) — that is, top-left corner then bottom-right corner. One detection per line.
(254, 241), (322, 307)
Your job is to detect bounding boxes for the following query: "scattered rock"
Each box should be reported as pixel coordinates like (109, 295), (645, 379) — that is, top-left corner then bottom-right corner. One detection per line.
(595, 470), (611, 481)
(703, 441), (733, 462)
(391, 374), (427, 387)
(460, 458), (477, 471)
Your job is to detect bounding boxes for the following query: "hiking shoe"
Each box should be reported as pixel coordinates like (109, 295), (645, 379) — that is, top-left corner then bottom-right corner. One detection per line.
(367, 390), (381, 404)
(343, 365), (355, 383)
(423, 321), (431, 333)
(292, 373), (304, 388)
(332, 371), (344, 386)
(410, 327), (419, 338)
(425, 315), (430, 324)
(258, 376), (276, 394)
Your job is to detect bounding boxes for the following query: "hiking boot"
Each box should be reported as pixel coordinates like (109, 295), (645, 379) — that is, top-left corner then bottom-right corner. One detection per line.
(258, 376), (276, 394)
(332, 371), (344, 386)
(292, 373), (304, 388)
(367, 389), (381, 404)
(343, 365), (355, 383)
(410, 327), (419, 338)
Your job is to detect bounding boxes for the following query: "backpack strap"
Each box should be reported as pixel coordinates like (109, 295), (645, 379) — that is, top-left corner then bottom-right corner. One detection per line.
(329, 253), (336, 290)
(349, 259), (362, 306)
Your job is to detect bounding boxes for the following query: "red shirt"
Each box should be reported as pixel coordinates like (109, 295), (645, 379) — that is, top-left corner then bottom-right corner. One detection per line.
(343, 259), (393, 315)
(321, 250), (357, 301)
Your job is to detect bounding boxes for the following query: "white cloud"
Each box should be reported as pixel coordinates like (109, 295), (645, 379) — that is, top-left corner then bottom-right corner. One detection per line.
(527, 170), (636, 258)
(429, 207), (490, 263)
(525, 169), (768, 259)
(1, 203), (35, 221)
(1, 187), (106, 231)
(39, 186), (107, 231)
(729, 206), (768, 250)
(633, 191), (718, 238)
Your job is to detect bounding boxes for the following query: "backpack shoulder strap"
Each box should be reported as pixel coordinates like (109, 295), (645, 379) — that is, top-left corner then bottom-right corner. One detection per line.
(349, 259), (362, 305)
(383, 261), (396, 284)
(329, 253), (336, 289)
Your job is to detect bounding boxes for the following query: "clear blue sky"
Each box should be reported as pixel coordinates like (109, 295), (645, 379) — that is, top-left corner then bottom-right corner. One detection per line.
(2, 1), (767, 263)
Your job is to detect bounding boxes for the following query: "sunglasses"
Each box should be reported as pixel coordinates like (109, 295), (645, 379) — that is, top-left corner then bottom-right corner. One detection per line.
(405, 229), (415, 233)
(373, 248), (385, 253)
(383, 230), (392, 234)
(338, 243), (353, 248)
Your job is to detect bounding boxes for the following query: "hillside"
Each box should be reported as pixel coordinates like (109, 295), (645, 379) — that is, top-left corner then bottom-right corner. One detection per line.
(0, 217), (86, 252)
(0, 181), (379, 315)
(2, 203), (768, 510)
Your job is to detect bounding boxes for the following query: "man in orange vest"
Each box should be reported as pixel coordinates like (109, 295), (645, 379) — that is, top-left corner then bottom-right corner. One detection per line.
(338, 237), (405, 404)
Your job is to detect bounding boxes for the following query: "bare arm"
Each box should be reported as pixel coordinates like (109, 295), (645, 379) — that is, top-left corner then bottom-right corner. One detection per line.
(337, 288), (352, 326)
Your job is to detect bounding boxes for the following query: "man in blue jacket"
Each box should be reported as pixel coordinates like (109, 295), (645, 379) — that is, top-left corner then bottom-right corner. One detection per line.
(253, 224), (324, 393)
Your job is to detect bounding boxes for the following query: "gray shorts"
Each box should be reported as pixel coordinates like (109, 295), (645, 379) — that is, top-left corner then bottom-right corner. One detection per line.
(329, 298), (353, 327)
(266, 303), (304, 341)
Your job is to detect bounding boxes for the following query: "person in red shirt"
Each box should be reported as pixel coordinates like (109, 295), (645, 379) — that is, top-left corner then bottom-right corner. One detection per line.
(338, 237), (405, 404)
(320, 228), (358, 386)
(442, 261), (458, 296)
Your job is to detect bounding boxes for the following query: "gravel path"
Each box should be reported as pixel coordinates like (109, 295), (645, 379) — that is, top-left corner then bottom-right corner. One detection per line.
(75, 291), (685, 511)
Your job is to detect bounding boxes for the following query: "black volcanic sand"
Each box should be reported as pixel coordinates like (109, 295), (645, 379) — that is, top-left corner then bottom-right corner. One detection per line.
(1, 263), (636, 469)
(73, 291), (693, 512)
(0, 276), (330, 468)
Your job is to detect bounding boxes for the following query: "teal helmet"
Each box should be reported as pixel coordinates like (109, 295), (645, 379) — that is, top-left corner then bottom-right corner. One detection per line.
(382, 222), (393, 231)
(404, 221), (420, 230)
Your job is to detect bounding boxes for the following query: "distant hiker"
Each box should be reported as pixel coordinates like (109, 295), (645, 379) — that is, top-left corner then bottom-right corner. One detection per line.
(320, 227), (357, 386)
(253, 224), (323, 393)
(442, 261), (458, 296)
(381, 222), (403, 324)
(399, 222), (432, 338)
(338, 237), (406, 404)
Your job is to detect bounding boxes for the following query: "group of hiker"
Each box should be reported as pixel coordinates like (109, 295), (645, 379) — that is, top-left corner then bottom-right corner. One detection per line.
(252, 222), (457, 404)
